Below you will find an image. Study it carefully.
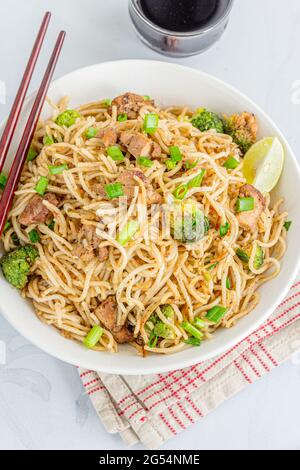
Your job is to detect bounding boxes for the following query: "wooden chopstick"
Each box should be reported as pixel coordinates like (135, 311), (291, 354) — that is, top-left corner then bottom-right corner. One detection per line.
(0, 30), (66, 234)
(0, 12), (51, 173)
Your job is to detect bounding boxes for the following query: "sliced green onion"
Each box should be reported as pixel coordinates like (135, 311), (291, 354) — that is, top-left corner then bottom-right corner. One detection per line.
(226, 277), (232, 290)
(28, 229), (40, 243)
(185, 160), (198, 170)
(206, 262), (219, 271)
(137, 157), (154, 168)
(187, 169), (205, 188)
(165, 160), (177, 171)
(102, 98), (112, 107)
(220, 221), (230, 237)
(223, 156), (239, 170)
(173, 184), (188, 200)
(35, 176), (49, 196)
(3, 221), (11, 232)
(48, 164), (68, 175)
(85, 127), (98, 139)
(117, 113), (128, 122)
(204, 216), (210, 235)
(0, 172), (7, 190)
(181, 321), (204, 340)
(148, 330), (158, 348)
(169, 146), (182, 162)
(236, 197), (254, 213)
(193, 317), (207, 329)
(205, 305), (227, 323)
(117, 220), (139, 246)
(284, 221), (292, 231)
(43, 135), (55, 146)
(55, 109), (81, 128)
(27, 146), (38, 161)
(236, 248), (250, 263)
(143, 95), (151, 101)
(105, 182), (124, 199)
(48, 219), (55, 230)
(83, 325), (103, 348)
(143, 113), (159, 135)
(107, 146), (125, 162)
(185, 337), (201, 347)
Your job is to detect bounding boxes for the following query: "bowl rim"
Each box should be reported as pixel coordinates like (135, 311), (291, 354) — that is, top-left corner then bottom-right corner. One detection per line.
(1, 59), (300, 375)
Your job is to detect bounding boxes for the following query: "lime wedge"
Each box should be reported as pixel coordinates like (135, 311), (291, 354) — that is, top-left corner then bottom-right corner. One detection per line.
(242, 137), (284, 193)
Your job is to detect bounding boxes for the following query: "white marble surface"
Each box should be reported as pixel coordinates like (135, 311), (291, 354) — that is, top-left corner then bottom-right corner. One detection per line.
(0, 0), (300, 450)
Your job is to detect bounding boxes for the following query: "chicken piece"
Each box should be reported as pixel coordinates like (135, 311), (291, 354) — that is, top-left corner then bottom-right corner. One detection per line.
(19, 193), (59, 226)
(151, 142), (161, 158)
(98, 246), (109, 262)
(92, 183), (108, 198)
(237, 184), (265, 232)
(94, 296), (133, 344)
(73, 225), (109, 262)
(120, 131), (152, 158)
(72, 244), (95, 262)
(97, 127), (118, 148)
(118, 169), (161, 204)
(110, 92), (154, 119)
(119, 131), (161, 159)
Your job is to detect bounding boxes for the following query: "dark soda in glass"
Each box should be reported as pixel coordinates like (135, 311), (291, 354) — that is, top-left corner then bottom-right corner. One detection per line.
(140, 0), (221, 33)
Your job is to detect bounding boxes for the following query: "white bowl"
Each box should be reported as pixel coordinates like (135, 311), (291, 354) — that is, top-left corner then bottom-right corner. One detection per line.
(1, 60), (300, 375)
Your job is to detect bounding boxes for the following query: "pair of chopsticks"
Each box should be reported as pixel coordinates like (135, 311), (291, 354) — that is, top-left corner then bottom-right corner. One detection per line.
(0, 12), (65, 234)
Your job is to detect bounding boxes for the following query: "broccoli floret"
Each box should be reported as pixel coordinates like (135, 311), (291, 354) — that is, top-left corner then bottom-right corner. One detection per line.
(161, 304), (174, 320)
(191, 108), (224, 133)
(0, 245), (39, 289)
(55, 109), (81, 128)
(224, 112), (258, 154)
(153, 322), (175, 339)
(171, 199), (206, 244)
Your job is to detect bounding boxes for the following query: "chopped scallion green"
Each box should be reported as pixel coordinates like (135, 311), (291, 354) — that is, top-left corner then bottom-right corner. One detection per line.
(223, 156), (239, 170)
(107, 146), (125, 162)
(236, 197), (254, 213)
(27, 146), (38, 161)
(185, 337), (201, 347)
(35, 176), (49, 196)
(85, 127), (98, 139)
(105, 182), (124, 199)
(220, 221), (230, 237)
(137, 157), (153, 168)
(185, 160), (198, 170)
(117, 220), (139, 246)
(165, 160), (177, 171)
(206, 262), (219, 271)
(187, 169), (205, 188)
(181, 321), (203, 340)
(169, 146), (182, 162)
(205, 305), (227, 323)
(193, 317), (207, 329)
(226, 277), (232, 290)
(236, 248), (250, 263)
(48, 164), (68, 175)
(83, 325), (103, 348)
(43, 135), (55, 146)
(143, 113), (159, 135)
(173, 184), (188, 200)
(102, 99), (112, 107)
(117, 113), (128, 122)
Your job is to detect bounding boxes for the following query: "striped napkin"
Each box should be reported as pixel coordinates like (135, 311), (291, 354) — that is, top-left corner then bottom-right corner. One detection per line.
(78, 277), (300, 449)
